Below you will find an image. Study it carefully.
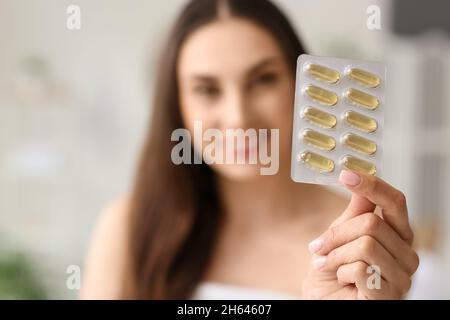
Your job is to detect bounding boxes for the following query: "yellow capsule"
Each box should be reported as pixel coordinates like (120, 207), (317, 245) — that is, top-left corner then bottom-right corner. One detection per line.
(302, 129), (336, 151)
(347, 68), (380, 88)
(342, 133), (377, 155)
(346, 88), (379, 110)
(304, 85), (338, 106)
(300, 151), (335, 173)
(303, 107), (337, 129)
(343, 110), (378, 133)
(341, 155), (376, 175)
(305, 63), (340, 84)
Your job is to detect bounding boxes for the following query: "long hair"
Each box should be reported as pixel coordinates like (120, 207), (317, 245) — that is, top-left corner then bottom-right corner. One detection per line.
(126, 0), (306, 299)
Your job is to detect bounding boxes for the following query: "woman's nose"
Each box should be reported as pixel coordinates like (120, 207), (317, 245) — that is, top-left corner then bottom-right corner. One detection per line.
(220, 89), (249, 129)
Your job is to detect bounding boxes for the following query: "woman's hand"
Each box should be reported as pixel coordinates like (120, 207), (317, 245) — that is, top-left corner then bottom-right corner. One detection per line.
(302, 170), (419, 299)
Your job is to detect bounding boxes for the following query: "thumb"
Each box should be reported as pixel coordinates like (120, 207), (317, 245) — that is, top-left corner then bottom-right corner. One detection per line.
(329, 171), (376, 228)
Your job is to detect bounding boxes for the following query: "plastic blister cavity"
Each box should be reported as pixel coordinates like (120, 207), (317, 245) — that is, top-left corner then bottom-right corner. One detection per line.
(291, 54), (386, 185)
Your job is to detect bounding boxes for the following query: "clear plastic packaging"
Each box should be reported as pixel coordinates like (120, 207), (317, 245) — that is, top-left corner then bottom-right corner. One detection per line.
(291, 54), (386, 185)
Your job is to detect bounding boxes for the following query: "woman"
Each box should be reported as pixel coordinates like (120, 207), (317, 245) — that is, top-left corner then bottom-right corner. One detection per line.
(81, 0), (419, 299)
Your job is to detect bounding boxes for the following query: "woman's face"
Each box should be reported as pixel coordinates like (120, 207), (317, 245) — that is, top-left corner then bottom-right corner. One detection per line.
(178, 17), (295, 180)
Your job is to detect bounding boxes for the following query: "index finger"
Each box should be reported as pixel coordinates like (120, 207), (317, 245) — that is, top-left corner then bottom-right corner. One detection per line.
(329, 193), (375, 229)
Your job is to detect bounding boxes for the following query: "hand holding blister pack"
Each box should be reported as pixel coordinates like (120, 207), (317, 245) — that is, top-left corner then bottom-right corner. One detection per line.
(291, 54), (386, 185)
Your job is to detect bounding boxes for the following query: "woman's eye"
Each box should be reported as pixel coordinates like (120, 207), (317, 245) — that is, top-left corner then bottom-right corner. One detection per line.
(250, 72), (278, 88)
(193, 85), (220, 97)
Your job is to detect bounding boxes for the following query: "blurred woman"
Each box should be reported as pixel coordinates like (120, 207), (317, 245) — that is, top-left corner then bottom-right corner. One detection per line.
(81, 0), (418, 299)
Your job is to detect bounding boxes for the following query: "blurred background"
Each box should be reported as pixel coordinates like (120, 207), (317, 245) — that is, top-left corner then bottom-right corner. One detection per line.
(0, 0), (448, 299)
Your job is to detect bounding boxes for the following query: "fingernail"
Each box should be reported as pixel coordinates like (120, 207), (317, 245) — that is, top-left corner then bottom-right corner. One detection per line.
(339, 170), (361, 186)
(313, 256), (327, 270)
(308, 238), (324, 254)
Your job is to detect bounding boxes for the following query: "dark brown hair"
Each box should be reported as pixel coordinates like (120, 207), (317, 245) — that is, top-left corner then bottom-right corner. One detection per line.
(127, 0), (306, 299)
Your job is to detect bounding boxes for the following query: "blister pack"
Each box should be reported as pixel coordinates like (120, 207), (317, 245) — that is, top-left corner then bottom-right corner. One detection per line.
(291, 54), (386, 185)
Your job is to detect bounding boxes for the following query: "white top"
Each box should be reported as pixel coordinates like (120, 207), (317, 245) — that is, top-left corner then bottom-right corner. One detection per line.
(191, 282), (300, 300)
(190, 251), (447, 300)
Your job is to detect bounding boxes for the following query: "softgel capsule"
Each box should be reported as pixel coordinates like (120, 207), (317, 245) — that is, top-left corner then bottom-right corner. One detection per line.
(291, 54), (386, 185)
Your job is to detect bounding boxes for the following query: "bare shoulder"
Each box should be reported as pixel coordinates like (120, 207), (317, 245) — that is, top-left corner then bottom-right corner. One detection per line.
(80, 196), (131, 299)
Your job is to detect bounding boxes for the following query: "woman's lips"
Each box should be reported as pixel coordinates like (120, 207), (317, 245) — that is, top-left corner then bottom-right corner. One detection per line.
(231, 135), (261, 159)
(206, 129), (272, 161)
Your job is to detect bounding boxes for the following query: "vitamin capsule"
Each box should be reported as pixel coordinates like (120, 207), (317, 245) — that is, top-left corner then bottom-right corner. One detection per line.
(342, 133), (377, 155)
(305, 63), (340, 84)
(347, 68), (380, 88)
(303, 107), (337, 129)
(343, 110), (377, 133)
(304, 85), (338, 106)
(300, 151), (335, 173)
(302, 129), (336, 151)
(341, 155), (376, 175)
(345, 88), (379, 110)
